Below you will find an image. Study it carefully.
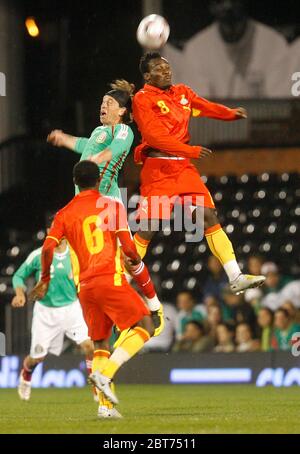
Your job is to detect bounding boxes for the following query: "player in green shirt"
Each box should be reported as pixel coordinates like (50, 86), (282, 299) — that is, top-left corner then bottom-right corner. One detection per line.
(11, 235), (94, 401)
(47, 79), (134, 200)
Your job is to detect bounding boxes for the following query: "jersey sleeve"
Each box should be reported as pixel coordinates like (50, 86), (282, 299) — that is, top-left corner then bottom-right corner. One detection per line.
(12, 250), (40, 289)
(108, 124), (134, 159)
(74, 137), (89, 154)
(46, 211), (65, 244)
(133, 93), (201, 158)
(185, 86), (239, 121)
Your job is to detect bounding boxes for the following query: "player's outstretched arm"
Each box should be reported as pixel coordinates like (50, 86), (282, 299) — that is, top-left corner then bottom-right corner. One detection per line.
(47, 129), (87, 152)
(187, 86), (248, 121)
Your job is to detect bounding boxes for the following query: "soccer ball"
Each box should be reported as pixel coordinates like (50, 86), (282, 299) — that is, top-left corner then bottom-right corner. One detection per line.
(136, 14), (170, 50)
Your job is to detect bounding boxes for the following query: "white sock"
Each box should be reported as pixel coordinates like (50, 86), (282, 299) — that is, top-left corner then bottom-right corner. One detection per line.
(145, 295), (161, 311)
(223, 260), (241, 282)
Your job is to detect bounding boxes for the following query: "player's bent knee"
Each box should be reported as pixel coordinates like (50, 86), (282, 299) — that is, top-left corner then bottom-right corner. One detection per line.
(203, 208), (219, 229)
(80, 339), (95, 355)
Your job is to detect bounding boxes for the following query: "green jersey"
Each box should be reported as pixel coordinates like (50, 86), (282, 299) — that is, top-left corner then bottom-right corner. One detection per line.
(273, 323), (300, 351)
(74, 123), (134, 199)
(12, 246), (77, 308)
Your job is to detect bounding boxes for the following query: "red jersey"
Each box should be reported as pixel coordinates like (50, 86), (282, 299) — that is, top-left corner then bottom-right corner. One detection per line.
(133, 83), (239, 164)
(46, 190), (129, 285)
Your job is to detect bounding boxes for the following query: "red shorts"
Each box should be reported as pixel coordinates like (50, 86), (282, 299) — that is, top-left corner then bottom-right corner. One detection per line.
(78, 275), (150, 341)
(138, 158), (215, 220)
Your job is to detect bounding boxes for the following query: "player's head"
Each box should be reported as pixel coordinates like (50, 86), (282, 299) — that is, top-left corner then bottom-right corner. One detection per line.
(209, 0), (248, 43)
(101, 79), (135, 125)
(139, 52), (172, 90)
(73, 160), (100, 191)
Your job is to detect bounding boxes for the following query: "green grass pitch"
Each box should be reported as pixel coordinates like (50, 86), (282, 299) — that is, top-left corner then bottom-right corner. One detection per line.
(0, 385), (299, 434)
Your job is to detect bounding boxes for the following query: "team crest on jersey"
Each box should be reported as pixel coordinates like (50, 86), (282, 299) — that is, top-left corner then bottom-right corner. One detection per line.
(180, 95), (189, 105)
(96, 132), (107, 143)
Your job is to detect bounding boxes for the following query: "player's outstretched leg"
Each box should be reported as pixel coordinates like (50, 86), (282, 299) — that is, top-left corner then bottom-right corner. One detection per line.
(18, 356), (44, 401)
(89, 316), (154, 405)
(201, 208), (265, 294)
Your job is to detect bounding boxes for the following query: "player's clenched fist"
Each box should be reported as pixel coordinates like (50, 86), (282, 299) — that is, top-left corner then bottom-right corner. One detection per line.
(28, 280), (49, 303)
(47, 130), (67, 147)
(11, 294), (26, 308)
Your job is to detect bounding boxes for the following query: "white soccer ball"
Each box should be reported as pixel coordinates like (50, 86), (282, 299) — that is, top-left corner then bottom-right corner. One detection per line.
(137, 14), (170, 50)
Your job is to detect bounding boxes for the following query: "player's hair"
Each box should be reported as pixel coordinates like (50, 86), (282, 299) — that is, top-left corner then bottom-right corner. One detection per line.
(73, 160), (100, 189)
(139, 52), (162, 75)
(106, 79), (135, 124)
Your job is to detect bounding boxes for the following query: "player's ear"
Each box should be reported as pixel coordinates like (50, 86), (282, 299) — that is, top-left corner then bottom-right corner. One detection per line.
(144, 71), (151, 82)
(119, 107), (126, 118)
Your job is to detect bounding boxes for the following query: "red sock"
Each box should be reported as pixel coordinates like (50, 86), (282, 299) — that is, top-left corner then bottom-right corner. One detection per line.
(22, 357), (37, 382)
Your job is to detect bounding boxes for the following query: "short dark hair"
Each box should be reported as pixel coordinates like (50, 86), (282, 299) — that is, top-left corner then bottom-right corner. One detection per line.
(139, 52), (162, 75)
(217, 322), (235, 334)
(275, 308), (290, 319)
(185, 320), (204, 333)
(73, 160), (100, 189)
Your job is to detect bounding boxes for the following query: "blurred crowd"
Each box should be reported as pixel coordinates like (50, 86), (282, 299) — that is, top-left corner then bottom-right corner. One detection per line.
(144, 255), (300, 353)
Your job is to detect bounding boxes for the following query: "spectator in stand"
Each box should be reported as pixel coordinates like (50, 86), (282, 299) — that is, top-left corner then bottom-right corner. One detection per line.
(175, 291), (204, 340)
(260, 262), (292, 311)
(257, 307), (274, 352)
(222, 285), (257, 333)
(164, 0), (287, 98)
(272, 308), (300, 351)
(247, 254), (265, 276)
(279, 281), (300, 310)
(202, 255), (227, 303)
(143, 303), (177, 353)
(204, 303), (223, 343)
(202, 295), (219, 316)
(235, 323), (260, 352)
(173, 321), (214, 353)
(214, 323), (235, 353)
(281, 301), (298, 323)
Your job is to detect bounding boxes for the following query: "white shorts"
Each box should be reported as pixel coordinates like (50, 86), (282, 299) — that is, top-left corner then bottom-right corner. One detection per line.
(30, 300), (89, 359)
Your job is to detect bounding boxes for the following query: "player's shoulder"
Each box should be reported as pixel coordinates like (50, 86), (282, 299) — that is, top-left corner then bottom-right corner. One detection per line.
(115, 123), (134, 139)
(25, 247), (42, 265)
(133, 87), (153, 103)
(173, 83), (194, 96)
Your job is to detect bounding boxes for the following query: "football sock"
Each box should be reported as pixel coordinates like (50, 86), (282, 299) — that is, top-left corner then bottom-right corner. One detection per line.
(205, 224), (241, 282)
(133, 233), (150, 259)
(22, 357), (38, 381)
(102, 327), (150, 380)
(92, 349), (113, 408)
